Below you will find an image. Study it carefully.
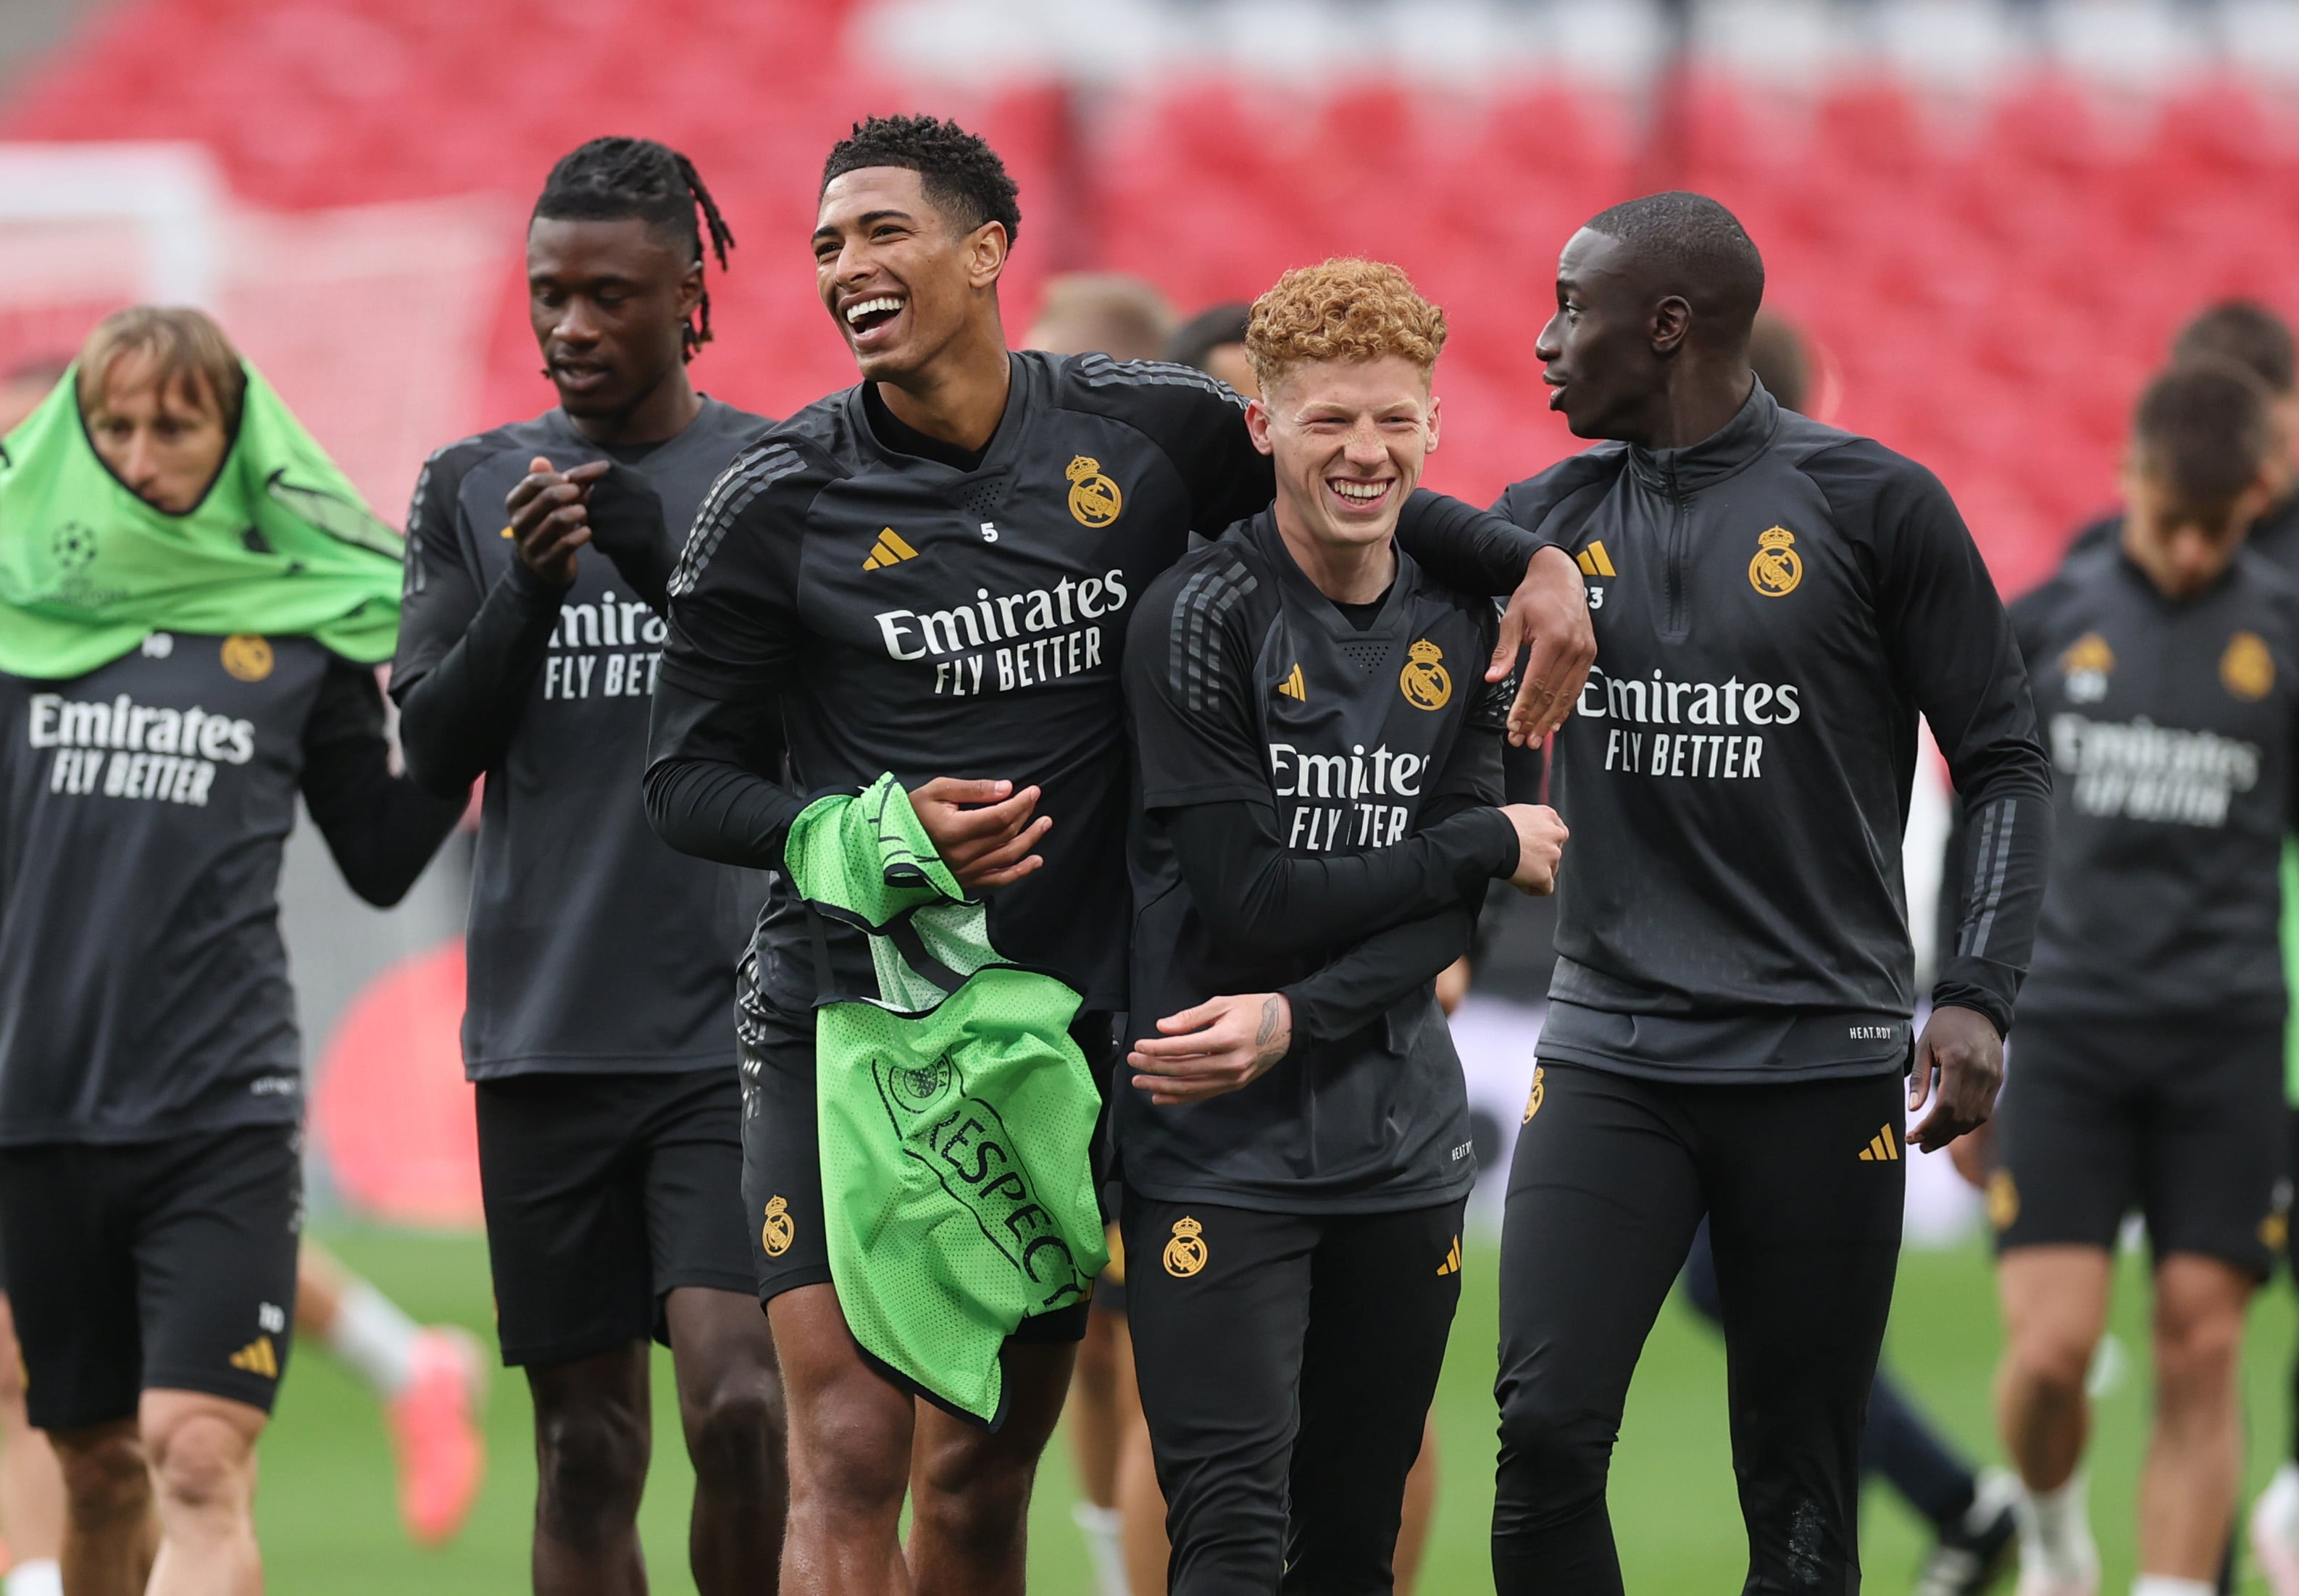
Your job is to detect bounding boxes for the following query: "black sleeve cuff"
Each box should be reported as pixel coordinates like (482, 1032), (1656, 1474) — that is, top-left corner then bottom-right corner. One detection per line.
(1928, 979), (2013, 1040)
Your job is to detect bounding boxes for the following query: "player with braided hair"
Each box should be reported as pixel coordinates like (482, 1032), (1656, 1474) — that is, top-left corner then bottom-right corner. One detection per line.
(391, 137), (785, 1595)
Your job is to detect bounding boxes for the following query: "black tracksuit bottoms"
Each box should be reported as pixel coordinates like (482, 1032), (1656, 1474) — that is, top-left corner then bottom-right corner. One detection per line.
(1124, 1190), (1468, 1596)
(1493, 1061), (1906, 1595)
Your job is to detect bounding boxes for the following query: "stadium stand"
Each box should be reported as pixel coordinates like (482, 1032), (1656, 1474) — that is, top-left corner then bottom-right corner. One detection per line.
(0, 1), (2291, 585)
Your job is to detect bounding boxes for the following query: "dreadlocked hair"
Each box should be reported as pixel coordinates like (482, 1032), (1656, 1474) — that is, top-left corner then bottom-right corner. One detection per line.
(821, 114), (1021, 246)
(533, 136), (735, 359)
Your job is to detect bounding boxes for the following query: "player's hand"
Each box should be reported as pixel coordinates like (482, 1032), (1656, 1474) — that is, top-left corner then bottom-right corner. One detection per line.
(1501, 803), (1568, 895)
(1490, 544), (1597, 746)
(1948, 1119), (1996, 1190)
(1129, 993), (1293, 1106)
(1907, 1003), (2003, 1153)
(909, 777), (1051, 890)
(506, 456), (610, 587)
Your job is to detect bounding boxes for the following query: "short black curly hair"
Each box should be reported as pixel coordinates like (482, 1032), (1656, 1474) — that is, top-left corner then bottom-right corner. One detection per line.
(821, 114), (1021, 246)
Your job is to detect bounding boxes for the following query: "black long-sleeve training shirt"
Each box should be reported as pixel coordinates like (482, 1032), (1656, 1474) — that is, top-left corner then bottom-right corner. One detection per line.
(0, 638), (463, 1143)
(1495, 380), (2053, 1082)
(1119, 511), (1514, 1210)
(644, 351), (1550, 1016)
(1998, 543), (2299, 1024)
(391, 400), (773, 1080)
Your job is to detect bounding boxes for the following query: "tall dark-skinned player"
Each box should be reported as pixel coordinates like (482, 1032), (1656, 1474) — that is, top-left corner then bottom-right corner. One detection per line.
(642, 114), (1595, 1596)
(1488, 193), (2053, 1595)
(388, 139), (784, 1596)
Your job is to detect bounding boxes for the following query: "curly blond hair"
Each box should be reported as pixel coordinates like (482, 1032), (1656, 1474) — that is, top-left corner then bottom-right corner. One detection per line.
(1246, 259), (1447, 396)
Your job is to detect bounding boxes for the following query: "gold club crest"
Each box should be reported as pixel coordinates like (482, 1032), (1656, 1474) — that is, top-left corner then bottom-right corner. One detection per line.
(1066, 456), (1123, 528)
(2222, 630), (2275, 702)
(1748, 525), (1802, 598)
(221, 634), (274, 682)
(2061, 632), (2115, 703)
(1986, 1169), (2019, 1232)
(1162, 1215), (1207, 1277)
(1399, 639), (1452, 711)
(762, 1196), (794, 1258)
(1522, 1065), (1545, 1124)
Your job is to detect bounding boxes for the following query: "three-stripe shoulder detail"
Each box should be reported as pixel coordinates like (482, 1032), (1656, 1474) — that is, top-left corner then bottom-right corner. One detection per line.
(1069, 352), (1246, 409)
(669, 441), (811, 598)
(1167, 556), (1259, 715)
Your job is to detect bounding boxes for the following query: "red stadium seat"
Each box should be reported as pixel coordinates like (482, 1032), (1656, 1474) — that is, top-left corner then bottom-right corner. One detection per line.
(7, 2), (2298, 590)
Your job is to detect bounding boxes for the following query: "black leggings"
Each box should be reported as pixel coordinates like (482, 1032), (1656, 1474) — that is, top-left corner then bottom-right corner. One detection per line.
(1493, 1063), (1905, 1596)
(1125, 1192), (1466, 1596)
(1682, 1217), (1977, 1528)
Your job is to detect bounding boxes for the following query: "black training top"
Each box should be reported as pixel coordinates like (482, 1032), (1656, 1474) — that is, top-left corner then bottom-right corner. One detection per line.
(391, 398), (773, 1080)
(1120, 510), (1514, 1211)
(2008, 542), (2299, 1024)
(0, 635), (462, 1144)
(1495, 381), (2053, 1082)
(645, 351), (1547, 1015)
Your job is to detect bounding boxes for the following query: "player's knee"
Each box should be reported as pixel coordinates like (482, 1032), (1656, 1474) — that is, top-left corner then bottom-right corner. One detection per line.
(2152, 1298), (2245, 1393)
(1494, 1384), (1612, 1511)
(783, 1382), (909, 1523)
(54, 1427), (149, 1524)
(2003, 1313), (2096, 1400)
(146, 1413), (255, 1519)
(910, 1453), (1034, 1561)
(534, 1402), (648, 1524)
(681, 1366), (786, 1487)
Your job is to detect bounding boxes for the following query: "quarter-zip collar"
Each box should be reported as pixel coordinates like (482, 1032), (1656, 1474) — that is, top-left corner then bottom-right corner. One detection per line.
(1624, 377), (1780, 498)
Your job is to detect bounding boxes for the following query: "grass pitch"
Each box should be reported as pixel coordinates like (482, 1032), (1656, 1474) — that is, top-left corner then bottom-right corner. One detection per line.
(264, 1223), (2298, 1592)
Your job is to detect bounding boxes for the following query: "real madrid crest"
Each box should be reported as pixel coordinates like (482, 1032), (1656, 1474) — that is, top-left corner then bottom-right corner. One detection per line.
(1065, 455), (1123, 528)
(1522, 1065), (1545, 1124)
(1748, 525), (1802, 598)
(1162, 1216), (1207, 1277)
(762, 1196), (795, 1258)
(1399, 639), (1451, 711)
(2222, 630), (2275, 702)
(220, 634), (274, 682)
(2061, 632), (2115, 704)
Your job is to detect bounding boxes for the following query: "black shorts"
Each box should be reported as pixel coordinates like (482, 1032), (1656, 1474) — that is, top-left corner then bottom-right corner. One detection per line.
(1993, 1016), (2284, 1276)
(1122, 1192), (1465, 1595)
(0, 1123), (303, 1431)
(475, 1068), (755, 1368)
(735, 970), (1098, 1345)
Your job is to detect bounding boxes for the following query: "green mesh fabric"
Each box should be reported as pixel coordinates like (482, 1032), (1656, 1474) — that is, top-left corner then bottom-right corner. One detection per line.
(783, 774), (1109, 1426)
(0, 364), (404, 678)
(2284, 837), (2299, 1104)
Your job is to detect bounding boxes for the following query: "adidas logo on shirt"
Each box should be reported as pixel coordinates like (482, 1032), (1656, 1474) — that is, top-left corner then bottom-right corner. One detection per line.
(1277, 664), (1306, 701)
(1575, 541), (1616, 578)
(863, 527), (919, 571)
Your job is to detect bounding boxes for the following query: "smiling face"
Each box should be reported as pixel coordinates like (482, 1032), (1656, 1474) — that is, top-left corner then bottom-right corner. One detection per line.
(1248, 355), (1438, 560)
(83, 351), (230, 514)
(1535, 227), (1674, 440)
(814, 166), (1008, 383)
(527, 216), (701, 423)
